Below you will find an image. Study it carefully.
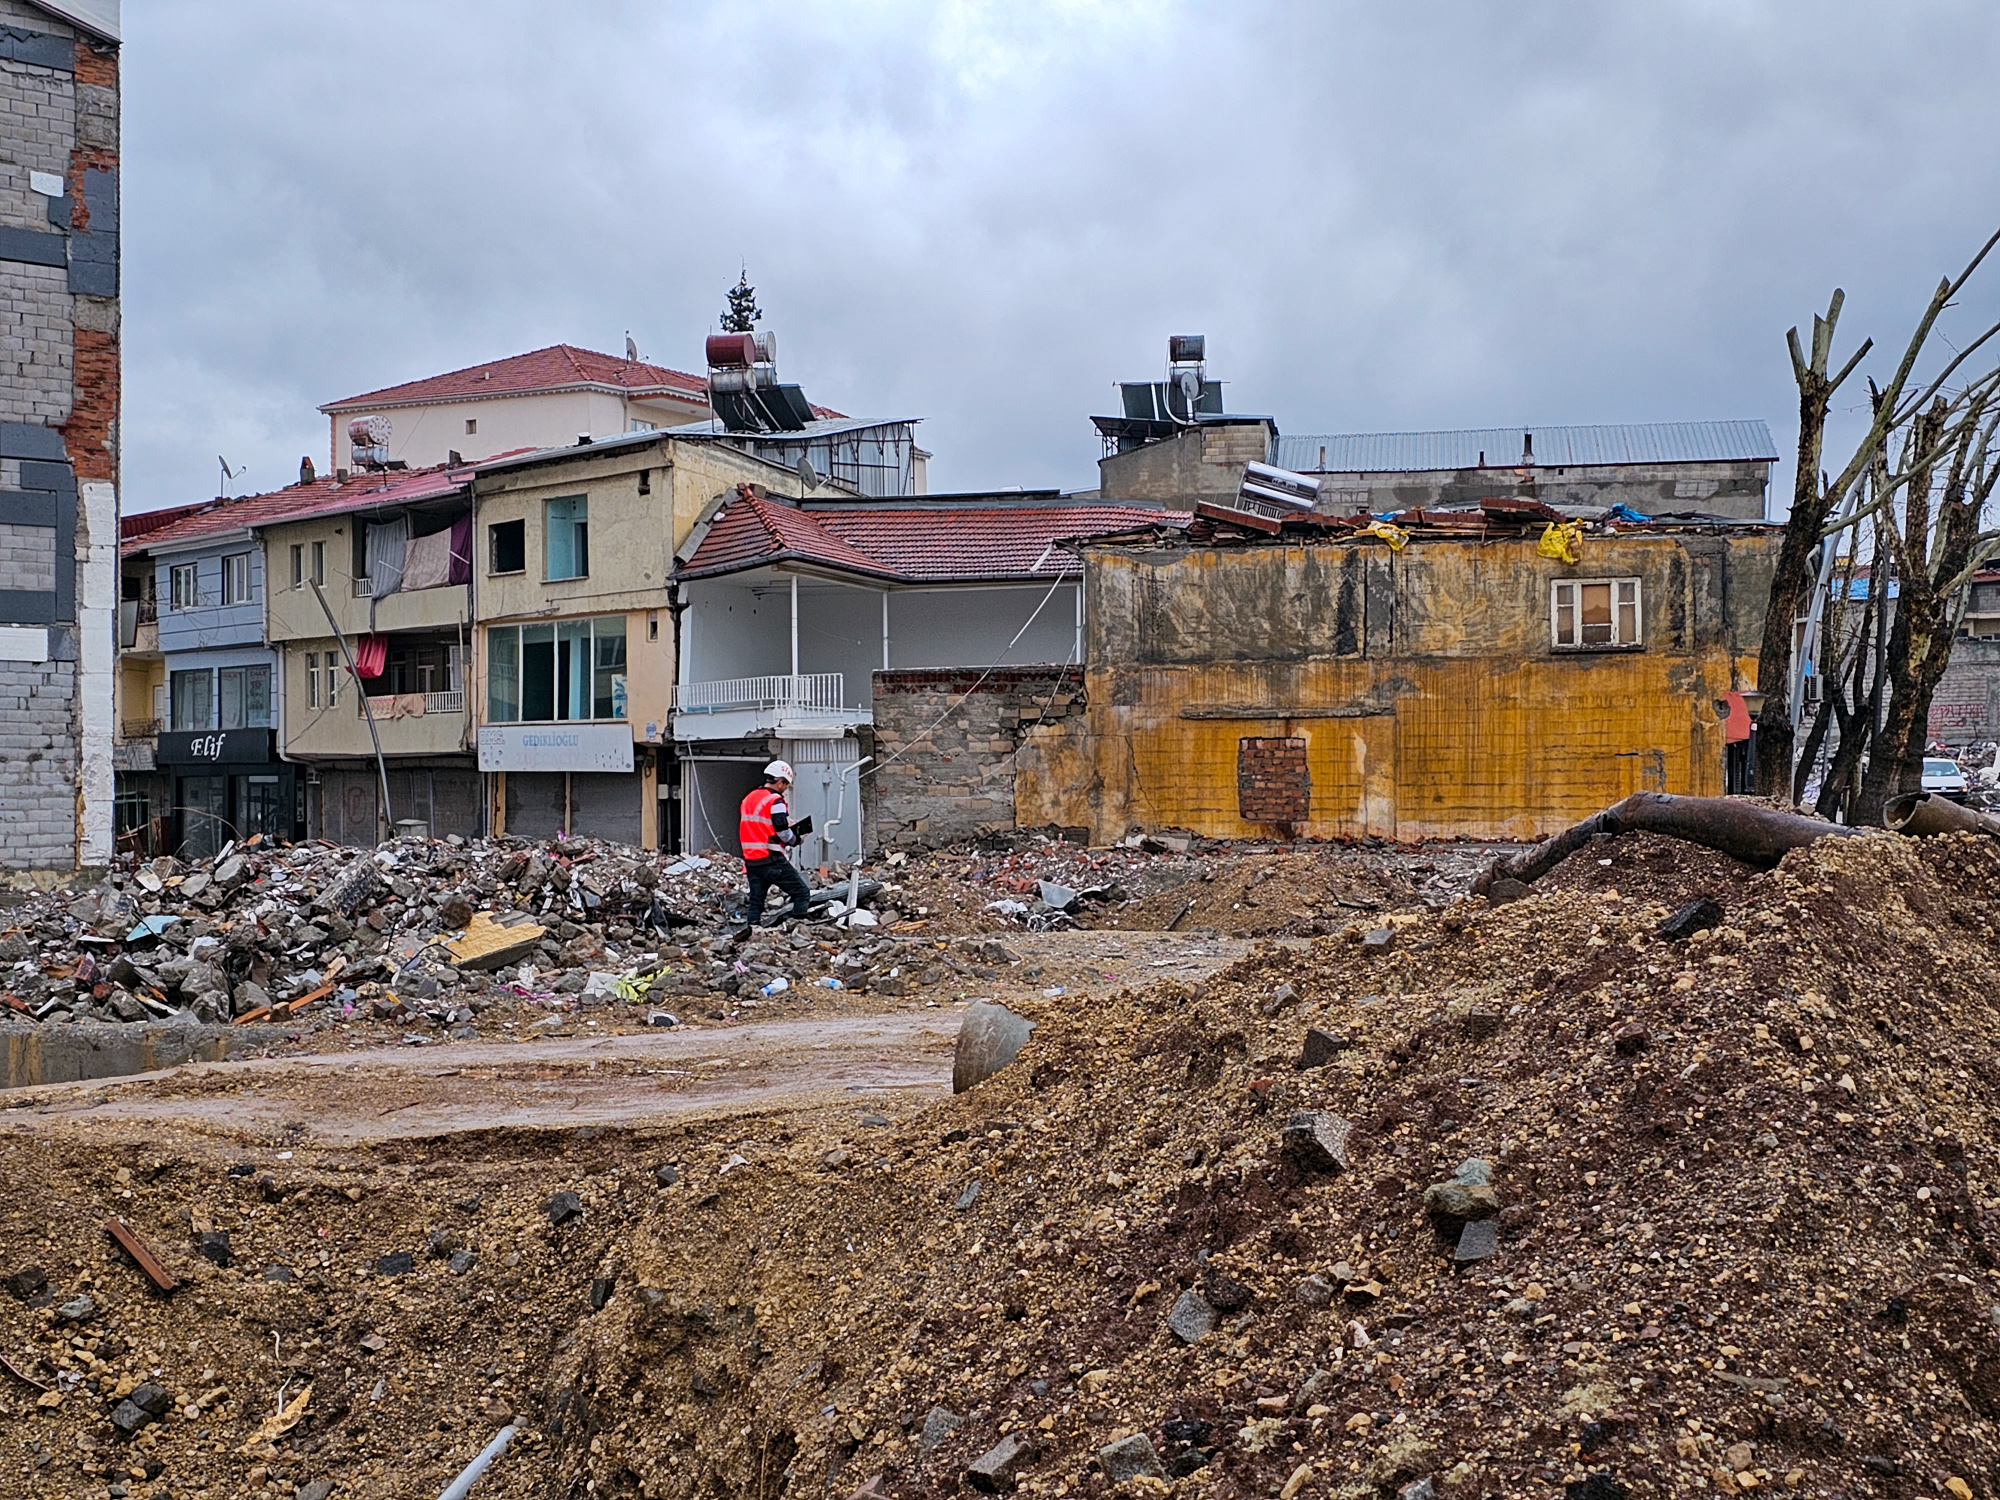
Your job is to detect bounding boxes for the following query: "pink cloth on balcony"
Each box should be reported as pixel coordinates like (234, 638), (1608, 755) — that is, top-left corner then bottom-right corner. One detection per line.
(352, 633), (387, 679)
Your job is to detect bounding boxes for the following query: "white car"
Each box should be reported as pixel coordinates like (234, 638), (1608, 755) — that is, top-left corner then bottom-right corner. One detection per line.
(1922, 757), (1970, 801)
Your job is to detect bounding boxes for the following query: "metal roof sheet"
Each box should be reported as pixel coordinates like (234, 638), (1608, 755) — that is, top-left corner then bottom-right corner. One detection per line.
(1276, 420), (1779, 473)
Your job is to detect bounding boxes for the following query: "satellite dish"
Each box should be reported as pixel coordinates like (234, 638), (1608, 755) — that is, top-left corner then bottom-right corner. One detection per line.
(797, 455), (819, 491)
(626, 333), (639, 362)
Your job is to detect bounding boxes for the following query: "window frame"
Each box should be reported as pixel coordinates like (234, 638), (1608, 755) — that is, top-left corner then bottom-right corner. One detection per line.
(169, 562), (198, 610)
(1551, 577), (1643, 651)
(310, 540), (326, 586)
(220, 551), (254, 606)
(485, 615), (627, 724)
(169, 668), (213, 731)
(305, 652), (320, 709)
(289, 544), (304, 589)
(544, 496), (589, 582)
(488, 518), (526, 576)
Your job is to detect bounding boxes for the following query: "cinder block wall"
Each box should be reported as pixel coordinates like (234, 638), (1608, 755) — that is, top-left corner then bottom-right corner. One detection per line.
(864, 667), (1084, 849)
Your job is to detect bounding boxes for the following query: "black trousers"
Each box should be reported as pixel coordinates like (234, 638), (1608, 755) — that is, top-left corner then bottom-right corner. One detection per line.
(743, 854), (812, 923)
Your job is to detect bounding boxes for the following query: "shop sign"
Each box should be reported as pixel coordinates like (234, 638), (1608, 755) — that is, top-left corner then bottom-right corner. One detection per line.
(477, 723), (634, 773)
(157, 729), (274, 765)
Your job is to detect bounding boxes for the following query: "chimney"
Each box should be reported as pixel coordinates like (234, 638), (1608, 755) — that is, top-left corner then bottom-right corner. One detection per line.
(299, 456), (316, 486)
(1522, 431), (1534, 464)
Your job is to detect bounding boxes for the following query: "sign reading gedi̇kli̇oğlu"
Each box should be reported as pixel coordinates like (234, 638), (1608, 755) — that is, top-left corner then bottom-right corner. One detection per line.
(477, 724), (634, 773)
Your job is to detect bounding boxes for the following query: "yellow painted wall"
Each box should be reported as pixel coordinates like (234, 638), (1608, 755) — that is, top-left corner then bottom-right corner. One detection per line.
(1018, 532), (1779, 842)
(277, 641), (471, 761)
(263, 513), (470, 644)
(117, 656), (163, 733)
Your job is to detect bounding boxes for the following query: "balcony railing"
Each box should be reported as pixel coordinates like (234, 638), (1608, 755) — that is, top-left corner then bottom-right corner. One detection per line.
(120, 718), (160, 740)
(358, 689), (465, 717)
(352, 576), (376, 598)
(671, 672), (845, 715)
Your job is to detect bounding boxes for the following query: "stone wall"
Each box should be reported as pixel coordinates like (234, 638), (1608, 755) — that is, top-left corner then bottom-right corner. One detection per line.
(864, 667), (1085, 849)
(0, 9), (118, 873)
(1929, 639), (2000, 747)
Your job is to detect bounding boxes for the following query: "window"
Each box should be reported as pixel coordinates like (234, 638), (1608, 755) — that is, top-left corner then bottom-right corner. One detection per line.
(486, 616), (626, 722)
(218, 665), (271, 729)
(170, 669), (212, 730)
(221, 552), (253, 606)
(465, 418), (477, 435)
(545, 496), (588, 580)
(325, 655), (340, 708)
(290, 544), (304, 589)
(489, 519), (525, 575)
(310, 540), (326, 586)
(628, 418), (656, 434)
(169, 563), (198, 610)
(1552, 578), (1642, 650)
(305, 652), (320, 709)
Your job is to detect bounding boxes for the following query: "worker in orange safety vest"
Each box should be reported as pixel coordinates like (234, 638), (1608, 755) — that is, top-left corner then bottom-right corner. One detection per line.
(738, 759), (812, 926)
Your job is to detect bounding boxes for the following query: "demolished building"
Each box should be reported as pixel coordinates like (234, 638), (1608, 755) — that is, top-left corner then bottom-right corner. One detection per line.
(1004, 501), (1783, 844)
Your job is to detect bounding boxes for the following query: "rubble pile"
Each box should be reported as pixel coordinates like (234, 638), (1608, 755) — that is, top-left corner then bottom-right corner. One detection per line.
(542, 826), (2000, 1498)
(3, 835), (1484, 1039)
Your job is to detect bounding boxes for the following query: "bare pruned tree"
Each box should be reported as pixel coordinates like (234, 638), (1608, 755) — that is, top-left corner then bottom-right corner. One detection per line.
(1755, 227), (2000, 807)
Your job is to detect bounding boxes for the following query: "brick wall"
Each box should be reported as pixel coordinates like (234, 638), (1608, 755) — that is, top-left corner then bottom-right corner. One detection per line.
(1929, 639), (2000, 746)
(1237, 736), (1310, 824)
(0, 657), (79, 862)
(864, 667), (1084, 849)
(0, 15), (118, 872)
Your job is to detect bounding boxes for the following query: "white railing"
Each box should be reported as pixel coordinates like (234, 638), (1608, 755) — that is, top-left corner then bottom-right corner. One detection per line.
(672, 672), (845, 715)
(352, 576), (375, 597)
(358, 689), (465, 716)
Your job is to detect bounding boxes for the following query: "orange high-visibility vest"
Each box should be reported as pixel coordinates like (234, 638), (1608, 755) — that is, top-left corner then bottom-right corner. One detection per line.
(740, 787), (784, 861)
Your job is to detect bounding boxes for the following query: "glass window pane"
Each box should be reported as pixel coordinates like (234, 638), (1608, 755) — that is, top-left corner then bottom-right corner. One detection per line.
(1554, 585), (1574, 646)
(219, 667), (244, 729)
(488, 627), (520, 722)
(521, 623), (555, 721)
(556, 620), (591, 720)
(1580, 583), (1613, 644)
(245, 665), (271, 727)
(593, 616), (627, 719)
(171, 669), (212, 730)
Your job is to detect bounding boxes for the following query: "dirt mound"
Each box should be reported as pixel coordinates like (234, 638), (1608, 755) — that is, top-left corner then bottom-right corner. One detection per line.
(9, 830), (2000, 1500)
(538, 830), (2000, 1498)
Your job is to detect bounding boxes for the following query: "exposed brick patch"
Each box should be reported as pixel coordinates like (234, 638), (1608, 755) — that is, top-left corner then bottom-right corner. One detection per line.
(61, 323), (114, 479)
(71, 37), (115, 89)
(1238, 736), (1310, 824)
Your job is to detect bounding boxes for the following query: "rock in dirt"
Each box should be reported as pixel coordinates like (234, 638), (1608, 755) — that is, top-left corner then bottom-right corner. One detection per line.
(1424, 1158), (1498, 1235)
(376, 1251), (414, 1276)
(547, 1189), (584, 1225)
(1454, 1218), (1499, 1265)
(5, 1266), (46, 1300)
(1656, 897), (1725, 940)
(919, 1405), (963, 1453)
(1098, 1433), (1165, 1483)
(1294, 1274), (1335, 1306)
(952, 1001), (1035, 1093)
(1167, 1289), (1216, 1344)
(1281, 1110), (1352, 1172)
(1297, 1028), (1351, 1069)
(966, 1432), (1036, 1492)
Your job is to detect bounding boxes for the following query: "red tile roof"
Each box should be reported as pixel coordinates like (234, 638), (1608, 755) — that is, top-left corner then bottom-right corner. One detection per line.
(122, 464), (473, 555)
(321, 345), (711, 412)
(678, 495), (1187, 584)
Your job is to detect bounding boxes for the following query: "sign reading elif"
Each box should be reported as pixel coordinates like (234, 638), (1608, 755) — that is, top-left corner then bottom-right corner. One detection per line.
(156, 729), (275, 765)
(477, 724), (634, 773)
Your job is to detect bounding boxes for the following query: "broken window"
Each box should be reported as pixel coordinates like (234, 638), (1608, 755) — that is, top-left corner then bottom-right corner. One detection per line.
(1552, 578), (1641, 649)
(489, 519), (525, 575)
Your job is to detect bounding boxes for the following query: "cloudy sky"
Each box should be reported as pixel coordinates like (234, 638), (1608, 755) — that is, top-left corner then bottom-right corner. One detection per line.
(123, 1), (2000, 512)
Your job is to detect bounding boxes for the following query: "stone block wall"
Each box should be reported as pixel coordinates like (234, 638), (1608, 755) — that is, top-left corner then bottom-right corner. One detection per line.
(1929, 638), (2000, 747)
(864, 666), (1084, 849)
(0, 657), (78, 860)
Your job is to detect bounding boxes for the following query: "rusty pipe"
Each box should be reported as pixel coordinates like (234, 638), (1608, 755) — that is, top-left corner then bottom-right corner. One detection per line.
(1884, 791), (2000, 837)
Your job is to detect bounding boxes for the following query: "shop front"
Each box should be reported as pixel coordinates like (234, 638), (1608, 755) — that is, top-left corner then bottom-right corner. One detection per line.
(155, 729), (303, 860)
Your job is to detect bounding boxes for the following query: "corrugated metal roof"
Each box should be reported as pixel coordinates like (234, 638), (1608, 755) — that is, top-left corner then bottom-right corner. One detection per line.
(1276, 420), (1779, 474)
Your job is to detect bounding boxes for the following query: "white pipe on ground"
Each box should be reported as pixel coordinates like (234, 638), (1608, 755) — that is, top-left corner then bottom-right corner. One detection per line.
(438, 1423), (518, 1500)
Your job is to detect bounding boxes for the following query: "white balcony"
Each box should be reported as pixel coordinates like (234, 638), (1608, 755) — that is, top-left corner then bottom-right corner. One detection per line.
(358, 689), (465, 718)
(670, 672), (865, 741)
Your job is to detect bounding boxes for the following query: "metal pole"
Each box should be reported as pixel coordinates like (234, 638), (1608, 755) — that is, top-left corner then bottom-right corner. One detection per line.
(308, 578), (394, 843)
(790, 573), (799, 679)
(881, 589), (890, 670)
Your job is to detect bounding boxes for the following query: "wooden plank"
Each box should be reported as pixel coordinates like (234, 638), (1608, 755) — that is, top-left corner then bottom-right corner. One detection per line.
(104, 1216), (180, 1292)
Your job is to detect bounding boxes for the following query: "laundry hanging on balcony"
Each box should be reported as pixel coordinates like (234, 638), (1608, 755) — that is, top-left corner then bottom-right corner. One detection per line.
(352, 632), (388, 679)
(364, 517), (409, 596)
(401, 525), (456, 591)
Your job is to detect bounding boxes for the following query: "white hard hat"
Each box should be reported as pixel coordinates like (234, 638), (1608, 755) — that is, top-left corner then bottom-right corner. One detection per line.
(764, 759), (794, 782)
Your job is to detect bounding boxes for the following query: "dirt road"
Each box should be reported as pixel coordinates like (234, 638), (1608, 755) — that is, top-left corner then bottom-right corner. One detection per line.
(4, 929), (1271, 1143)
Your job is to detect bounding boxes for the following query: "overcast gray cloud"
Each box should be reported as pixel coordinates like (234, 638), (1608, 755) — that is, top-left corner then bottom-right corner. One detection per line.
(122, 0), (2000, 511)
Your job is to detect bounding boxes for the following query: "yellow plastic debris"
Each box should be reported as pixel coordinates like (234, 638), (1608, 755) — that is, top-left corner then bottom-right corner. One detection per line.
(1358, 520), (1409, 551)
(1537, 520), (1584, 564)
(446, 910), (549, 971)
